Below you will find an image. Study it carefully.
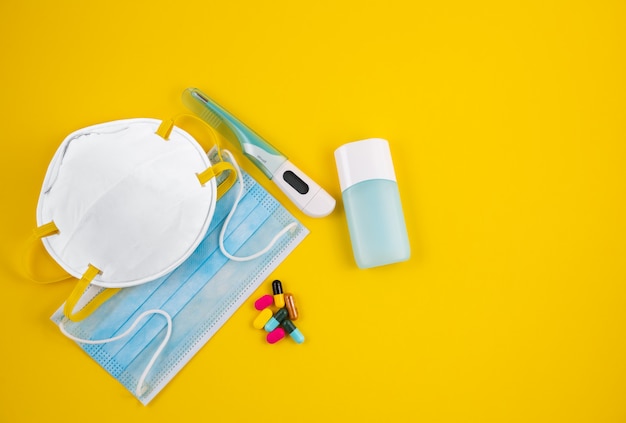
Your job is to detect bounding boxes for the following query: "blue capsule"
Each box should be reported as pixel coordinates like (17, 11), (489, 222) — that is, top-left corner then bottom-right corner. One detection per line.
(264, 308), (289, 332)
(281, 319), (305, 344)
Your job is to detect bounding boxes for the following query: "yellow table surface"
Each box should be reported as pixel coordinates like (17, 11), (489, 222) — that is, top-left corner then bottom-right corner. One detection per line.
(1, 1), (625, 421)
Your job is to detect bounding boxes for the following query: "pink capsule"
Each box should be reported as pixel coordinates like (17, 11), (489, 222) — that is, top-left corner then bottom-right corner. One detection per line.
(266, 327), (286, 344)
(254, 294), (274, 310)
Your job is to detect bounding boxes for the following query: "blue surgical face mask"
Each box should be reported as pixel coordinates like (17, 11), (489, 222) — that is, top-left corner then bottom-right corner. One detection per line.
(51, 151), (308, 404)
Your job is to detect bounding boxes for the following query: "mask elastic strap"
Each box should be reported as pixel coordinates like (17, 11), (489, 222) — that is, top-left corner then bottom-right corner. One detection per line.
(26, 224), (119, 321)
(197, 161), (237, 199)
(156, 114), (237, 199)
(23, 221), (73, 283)
(59, 309), (172, 398)
(218, 149), (298, 262)
(63, 264), (121, 322)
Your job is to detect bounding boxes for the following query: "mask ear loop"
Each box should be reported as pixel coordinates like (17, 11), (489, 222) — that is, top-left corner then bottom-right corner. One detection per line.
(218, 149), (298, 262)
(59, 309), (172, 398)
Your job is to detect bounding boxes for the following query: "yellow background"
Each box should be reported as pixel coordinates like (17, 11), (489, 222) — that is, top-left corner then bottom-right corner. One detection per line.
(1, 0), (625, 421)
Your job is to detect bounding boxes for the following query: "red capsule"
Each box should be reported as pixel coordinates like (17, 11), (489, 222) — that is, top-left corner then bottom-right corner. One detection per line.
(266, 327), (286, 344)
(254, 294), (274, 310)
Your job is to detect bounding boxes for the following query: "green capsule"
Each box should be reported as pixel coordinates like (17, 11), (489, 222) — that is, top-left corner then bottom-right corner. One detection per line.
(264, 308), (288, 332)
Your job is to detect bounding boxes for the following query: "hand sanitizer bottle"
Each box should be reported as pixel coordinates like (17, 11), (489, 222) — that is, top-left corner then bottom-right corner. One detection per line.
(334, 138), (410, 268)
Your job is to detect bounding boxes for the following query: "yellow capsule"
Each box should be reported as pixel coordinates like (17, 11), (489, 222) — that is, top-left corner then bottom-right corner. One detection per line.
(272, 280), (285, 308)
(274, 293), (285, 308)
(253, 308), (273, 329)
(284, 293), (299, 320)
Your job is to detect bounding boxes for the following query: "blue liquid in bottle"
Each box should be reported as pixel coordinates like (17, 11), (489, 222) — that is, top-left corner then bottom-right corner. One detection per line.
(343, 179), (410, 268)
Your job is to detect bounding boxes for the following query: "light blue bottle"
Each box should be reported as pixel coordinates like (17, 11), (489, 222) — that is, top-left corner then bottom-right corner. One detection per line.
(335, 139), (410, 268)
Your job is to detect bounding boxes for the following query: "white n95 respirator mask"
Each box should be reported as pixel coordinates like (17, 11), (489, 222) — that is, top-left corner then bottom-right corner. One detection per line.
(33, 116), (236, 320)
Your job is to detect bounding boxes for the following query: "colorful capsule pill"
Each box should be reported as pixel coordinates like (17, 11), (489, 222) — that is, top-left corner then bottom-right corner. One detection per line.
(264, 307), (289, 332)
(254, 294), (274, 310)
(267, 327), (286, 344)
(284, 293), (299, 320)
(253, 308), (273, 329)
(272, 279), (285, 308)
(281, 320), (305, 344)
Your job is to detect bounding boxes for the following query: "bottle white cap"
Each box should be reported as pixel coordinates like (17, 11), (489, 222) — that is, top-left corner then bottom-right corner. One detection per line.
(334, 138), (397, 192)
